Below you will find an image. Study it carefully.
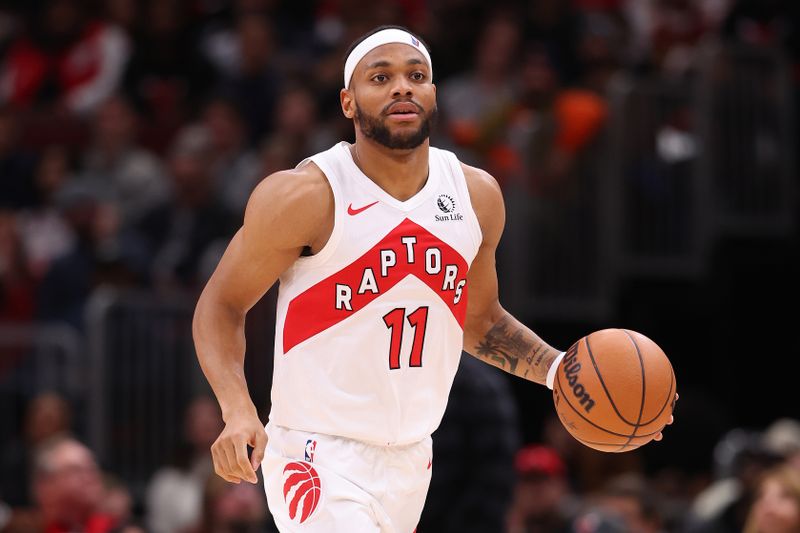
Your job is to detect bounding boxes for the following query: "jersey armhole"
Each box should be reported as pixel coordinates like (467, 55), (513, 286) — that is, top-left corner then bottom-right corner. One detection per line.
(291, 156), (343, 268)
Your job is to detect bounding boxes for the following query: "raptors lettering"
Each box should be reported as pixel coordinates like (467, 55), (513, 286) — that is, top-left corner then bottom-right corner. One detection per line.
(335, 234), (466, 311)
(282, 218), (470, 353)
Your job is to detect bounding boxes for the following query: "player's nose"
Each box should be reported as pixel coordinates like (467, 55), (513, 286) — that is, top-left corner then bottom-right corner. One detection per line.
(391, 76), (414, 97)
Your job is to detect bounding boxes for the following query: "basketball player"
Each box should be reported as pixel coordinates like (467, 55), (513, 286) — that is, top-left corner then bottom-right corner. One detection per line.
(193, 26), (670, 532)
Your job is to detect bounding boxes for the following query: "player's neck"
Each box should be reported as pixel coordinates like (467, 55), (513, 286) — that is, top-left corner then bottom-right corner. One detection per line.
(350, 138), (430, 202)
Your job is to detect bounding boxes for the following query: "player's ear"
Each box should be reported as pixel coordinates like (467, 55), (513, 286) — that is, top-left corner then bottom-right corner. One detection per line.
(341, 88), (355, 119)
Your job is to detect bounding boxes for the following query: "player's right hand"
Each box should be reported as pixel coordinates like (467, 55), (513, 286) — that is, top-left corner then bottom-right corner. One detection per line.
(211, 412), (267, 484)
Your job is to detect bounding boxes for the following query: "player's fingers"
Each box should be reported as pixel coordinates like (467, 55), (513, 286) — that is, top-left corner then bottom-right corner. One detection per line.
(250, 429), (267, 472)
(211, 442), (239, 483)
(219, 441), (244, 484)
(233, 438), (258, 484)
(654, 432), (663, 441)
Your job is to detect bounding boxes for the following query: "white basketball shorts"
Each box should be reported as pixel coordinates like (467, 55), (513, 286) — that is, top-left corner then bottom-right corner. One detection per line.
(261, 422), (433, 532)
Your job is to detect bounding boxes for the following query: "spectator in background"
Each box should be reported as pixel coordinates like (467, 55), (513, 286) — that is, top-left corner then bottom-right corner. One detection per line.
(763, 418), (800, 472)
(79, 94), (170, 229)
(522, 0), (582, 83)
(580, 472), (664, 533)
(686, 428), (784, 533)
(121, 0), (217, 154)
(199, 96), (260, 218)
(647, 0), (708, 78)
(145, 395), (223, 533)
(0, 210), (36, 322)
(251, 82), (337, 203)
(416, 354), (520, 533)
(490, 43), (607, 313)
(103, 0), (138, 39)
(438, 10), (522, 167)
(15, 145), (76, 280)
(101, 475), (144, 533)
(135, 124), (237, 290)
(501, 43), (607, 194)
(506, 443), (579, 533)
(0, 106), (37, 210)
(0, 391), (72, 509)
(742, 464), (800, 533)
(192, 475), (277, 533)
(216, 13), (282, 145)
(36, 174), (145, 327)
(29, 436), (136, 533)
(0, 0), (130, 116)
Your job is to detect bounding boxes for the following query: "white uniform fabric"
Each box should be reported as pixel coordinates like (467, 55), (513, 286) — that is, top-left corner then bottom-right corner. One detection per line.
(262, 421), (432, 532)
(269, 141), (482, 447)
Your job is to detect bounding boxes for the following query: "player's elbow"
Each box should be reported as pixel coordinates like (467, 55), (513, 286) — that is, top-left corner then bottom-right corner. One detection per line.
(192, 284), (244, 344)
(463, 301), (505, 347)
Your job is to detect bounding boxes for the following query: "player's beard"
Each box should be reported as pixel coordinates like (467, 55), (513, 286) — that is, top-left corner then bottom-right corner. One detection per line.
(354, 101), (438, 150)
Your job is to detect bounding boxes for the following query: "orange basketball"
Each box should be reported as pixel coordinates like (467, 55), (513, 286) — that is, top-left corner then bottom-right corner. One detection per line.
(552, 329), (676, 452)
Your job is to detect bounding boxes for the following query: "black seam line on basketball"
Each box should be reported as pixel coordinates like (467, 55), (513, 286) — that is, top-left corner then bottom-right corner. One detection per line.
(620, 330), (647, 450)
(555, 370), (664, 438)
(572, 434), (647, 452)
(647, 362), (676, 426)
(574, 434), (653, 446)
(575, 435), (653, 446)
(585, 333), (643, 428)
(621, 332), (676, 427)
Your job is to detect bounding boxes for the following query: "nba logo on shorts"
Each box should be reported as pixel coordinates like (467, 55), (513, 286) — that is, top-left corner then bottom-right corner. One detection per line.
(282, 462), (322, 524)
(304, 439), (317, 462)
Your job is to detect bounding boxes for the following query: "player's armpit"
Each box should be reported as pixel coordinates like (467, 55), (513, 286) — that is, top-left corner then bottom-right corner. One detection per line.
(210, 165), (334, 314)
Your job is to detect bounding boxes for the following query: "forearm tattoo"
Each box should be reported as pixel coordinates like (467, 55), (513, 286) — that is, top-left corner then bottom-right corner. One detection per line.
(471, 314), (558, 384)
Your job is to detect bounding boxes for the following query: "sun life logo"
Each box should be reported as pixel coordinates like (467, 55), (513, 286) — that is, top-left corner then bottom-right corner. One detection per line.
(437, 194), (455, 213)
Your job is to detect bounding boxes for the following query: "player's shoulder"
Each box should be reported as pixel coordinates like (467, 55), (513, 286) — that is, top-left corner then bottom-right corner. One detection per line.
(455, 161), (505, 245)
(458, 162), (504, 214)
(243, 161), (334, 249)
(247, 161), (333, 217)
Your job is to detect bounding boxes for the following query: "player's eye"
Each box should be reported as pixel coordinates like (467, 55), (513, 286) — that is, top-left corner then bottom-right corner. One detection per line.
(410, 72), (425, 81)
(372, 74), (388, 83)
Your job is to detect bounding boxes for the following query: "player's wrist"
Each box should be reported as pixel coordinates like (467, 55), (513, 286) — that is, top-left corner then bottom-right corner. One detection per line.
(546, 351), (566, 390)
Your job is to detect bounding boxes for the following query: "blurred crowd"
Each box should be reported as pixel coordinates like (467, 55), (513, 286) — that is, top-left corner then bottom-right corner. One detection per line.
(2, 388), (800, 532)
(0, 0), (798, 531)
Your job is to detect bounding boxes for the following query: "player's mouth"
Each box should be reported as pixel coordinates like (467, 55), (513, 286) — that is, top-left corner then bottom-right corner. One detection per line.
(385, 102), (422, 121)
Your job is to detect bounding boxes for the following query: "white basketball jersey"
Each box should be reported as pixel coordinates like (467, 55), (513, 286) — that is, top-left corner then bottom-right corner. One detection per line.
(269, 141), (482, 446)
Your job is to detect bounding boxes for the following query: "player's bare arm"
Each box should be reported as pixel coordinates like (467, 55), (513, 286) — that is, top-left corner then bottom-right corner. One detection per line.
(192, 163), (333, 483)
(461, 164), (562, 385)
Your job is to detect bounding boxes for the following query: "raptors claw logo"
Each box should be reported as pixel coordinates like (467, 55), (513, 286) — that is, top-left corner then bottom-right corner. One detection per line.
(282, 462), (321, 524)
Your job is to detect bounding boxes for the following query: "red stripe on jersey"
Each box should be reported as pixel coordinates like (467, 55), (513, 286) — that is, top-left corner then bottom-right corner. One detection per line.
(283, 218), (469, 353)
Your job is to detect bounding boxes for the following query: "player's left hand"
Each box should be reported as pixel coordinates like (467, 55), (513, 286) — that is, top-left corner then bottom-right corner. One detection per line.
(653, 393), (678, 442)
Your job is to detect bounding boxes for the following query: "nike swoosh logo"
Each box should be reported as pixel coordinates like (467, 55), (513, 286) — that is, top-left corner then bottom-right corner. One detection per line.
(347, 201), (379, 216)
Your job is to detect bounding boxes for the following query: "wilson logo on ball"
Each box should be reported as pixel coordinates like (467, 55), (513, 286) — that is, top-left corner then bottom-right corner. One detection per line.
(282, 461), (321, 524)
(561, 342), (596, 412)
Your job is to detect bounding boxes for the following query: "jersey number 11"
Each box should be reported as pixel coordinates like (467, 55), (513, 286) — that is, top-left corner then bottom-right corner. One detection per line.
(382, 307), (429, 369)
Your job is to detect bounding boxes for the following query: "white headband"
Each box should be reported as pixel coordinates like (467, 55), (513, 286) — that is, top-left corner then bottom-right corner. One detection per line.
(343, 28), (433, 88)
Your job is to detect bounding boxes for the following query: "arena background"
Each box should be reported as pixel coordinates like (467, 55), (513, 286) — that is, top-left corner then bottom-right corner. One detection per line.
(0, 0), (798, 531)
